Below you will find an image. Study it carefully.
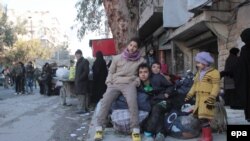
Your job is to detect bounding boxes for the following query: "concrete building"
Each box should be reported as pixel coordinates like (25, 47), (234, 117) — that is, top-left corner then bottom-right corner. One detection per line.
(7, 9), (70, 66)
(139, 0), (250, 76)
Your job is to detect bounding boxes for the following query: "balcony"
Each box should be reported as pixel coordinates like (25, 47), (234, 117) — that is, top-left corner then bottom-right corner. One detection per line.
(139, 0), (163, 40)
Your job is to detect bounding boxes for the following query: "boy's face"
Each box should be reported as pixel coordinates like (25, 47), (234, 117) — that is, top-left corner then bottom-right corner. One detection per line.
(151, 64), (161, 74)
(127, 41), (138, 54)
(139, 67), (150, 82)
(196, 62), (206, 71)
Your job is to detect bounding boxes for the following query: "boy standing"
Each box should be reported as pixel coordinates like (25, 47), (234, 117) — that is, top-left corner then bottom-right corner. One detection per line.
(185, 52), (220, 141)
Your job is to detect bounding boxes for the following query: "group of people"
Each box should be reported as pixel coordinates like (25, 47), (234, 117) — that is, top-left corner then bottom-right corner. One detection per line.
(92, 37), (219, 141)
(89, 28), (250, 141)
(1, 60), (55, 96)
(1, 61), (38, 95)
(221, 28), (250, 122)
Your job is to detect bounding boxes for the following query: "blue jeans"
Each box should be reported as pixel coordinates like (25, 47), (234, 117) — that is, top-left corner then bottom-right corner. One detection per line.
(26, 77), (33, 94)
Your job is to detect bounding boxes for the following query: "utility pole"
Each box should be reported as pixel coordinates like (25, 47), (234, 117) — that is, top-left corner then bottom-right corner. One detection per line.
(28, 16), (33, 39)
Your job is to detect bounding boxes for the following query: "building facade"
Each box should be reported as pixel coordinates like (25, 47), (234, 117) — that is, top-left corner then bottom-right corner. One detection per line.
(139, 0), (249, 76)
(7, 9), (70, 66)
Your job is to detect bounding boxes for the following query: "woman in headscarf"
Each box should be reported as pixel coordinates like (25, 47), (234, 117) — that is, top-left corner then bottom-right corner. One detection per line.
(235, 28), (250, 122)
(221, 47), (241, 109)
(92, 51), (108, 104)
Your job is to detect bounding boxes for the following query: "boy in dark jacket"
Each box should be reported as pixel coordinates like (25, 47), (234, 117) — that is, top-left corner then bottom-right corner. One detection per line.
(143, 62), (175, 141)
(111, 63), (152, 112)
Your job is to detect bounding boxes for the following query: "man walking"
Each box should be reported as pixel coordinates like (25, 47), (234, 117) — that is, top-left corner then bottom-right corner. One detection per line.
(25, 61), (34, 94)
(75, 49), (89, 114)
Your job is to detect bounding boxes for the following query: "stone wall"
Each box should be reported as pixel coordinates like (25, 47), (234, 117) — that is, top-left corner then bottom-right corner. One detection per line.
(217, 4), (250, 72)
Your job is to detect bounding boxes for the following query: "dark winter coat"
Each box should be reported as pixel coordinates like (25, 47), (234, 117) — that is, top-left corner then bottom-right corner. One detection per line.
(175, 76), (194, 95)
(235, 44), (250, 120)
(75, 57), (89, 95)
(41, 64), (52, 83)
(222, 54), (238, 89)
(26, 64), (34, 79)
(92, 52), (108, 103)
(150, 73), (173, 94)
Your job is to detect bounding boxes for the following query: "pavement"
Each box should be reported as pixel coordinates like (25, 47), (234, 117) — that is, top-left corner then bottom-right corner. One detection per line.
(86, 102), (250, 141)
(1, 86), (250, 141)
(0, 86), (94, 141)
(0, 86), (16, 100)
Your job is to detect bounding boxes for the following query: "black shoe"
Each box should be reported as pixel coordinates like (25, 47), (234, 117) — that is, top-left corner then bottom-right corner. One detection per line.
(63, 103), (72, 106)
(76, 110), (87, 114)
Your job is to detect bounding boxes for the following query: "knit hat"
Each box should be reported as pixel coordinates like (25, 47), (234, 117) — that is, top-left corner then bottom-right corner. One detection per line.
(240, 28), (250, 44)
(195, 51), (214, 65)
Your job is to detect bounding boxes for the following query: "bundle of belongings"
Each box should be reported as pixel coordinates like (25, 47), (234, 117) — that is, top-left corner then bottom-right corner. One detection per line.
(109, 71), (227, 139)
(56, 67), (69, 80)
(110, 92), (151, 134)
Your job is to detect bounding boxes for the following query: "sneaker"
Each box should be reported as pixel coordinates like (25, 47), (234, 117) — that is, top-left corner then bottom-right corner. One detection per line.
(132, 132), (141, 141)
(144, 131), (154, 141)
(155, 133), (165, 141)
(94, 130), (103, 141)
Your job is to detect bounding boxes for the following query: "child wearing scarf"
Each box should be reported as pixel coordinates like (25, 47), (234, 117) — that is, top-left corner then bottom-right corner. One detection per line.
(185, 52), (220, 141)
(94, 37), (145, 141)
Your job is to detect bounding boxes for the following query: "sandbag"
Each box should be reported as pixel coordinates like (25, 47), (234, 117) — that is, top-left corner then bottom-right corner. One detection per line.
(169, 115), (201, 139)
(56, 68), (69, 79)
(111, 109), (149, 134)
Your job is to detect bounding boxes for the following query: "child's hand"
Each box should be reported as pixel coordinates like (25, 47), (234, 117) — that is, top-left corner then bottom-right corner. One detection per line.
(184, 97), (189, 102)
(133, 78), (140, 87)
(184, 95), (191, 102)
(184, 95), (192, 102)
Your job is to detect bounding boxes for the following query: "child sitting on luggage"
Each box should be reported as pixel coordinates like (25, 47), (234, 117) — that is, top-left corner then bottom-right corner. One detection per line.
(142, 62), (175, 141)
(94, 37), (145, 141)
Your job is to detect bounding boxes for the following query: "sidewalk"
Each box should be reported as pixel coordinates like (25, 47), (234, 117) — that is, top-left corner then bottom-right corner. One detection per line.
(86, 103), (250, 141)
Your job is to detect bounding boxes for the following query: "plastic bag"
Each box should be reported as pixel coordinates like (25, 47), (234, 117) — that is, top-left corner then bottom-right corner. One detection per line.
(169, 115), (201, 139)
(111, 109), (149, 134)
(56, 68), (69, 79)
(68, 66), (75, 80)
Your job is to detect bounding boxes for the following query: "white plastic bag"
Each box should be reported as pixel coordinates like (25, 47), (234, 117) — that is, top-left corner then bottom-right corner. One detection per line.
(56, 68), (69, 79)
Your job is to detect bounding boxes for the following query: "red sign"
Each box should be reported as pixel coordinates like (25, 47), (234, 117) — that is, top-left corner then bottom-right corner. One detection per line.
(90, 38), (117, 57)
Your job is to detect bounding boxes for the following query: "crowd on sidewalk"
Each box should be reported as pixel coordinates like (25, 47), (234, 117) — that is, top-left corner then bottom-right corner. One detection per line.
(1, 29), (250, 141)
(90, 28), (250, 141)
(1, 61), (54, 96)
